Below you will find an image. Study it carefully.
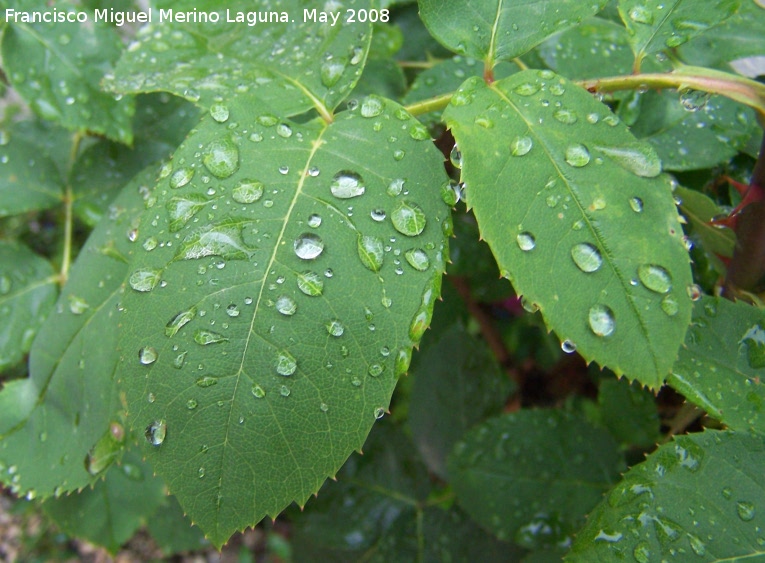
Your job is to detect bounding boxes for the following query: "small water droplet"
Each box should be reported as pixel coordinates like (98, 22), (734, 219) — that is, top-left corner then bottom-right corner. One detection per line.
(68, 295), (89, 315)
(165, 307), (196, 337)
(629, 197), (644, 213)
(628, 6), (653, 24)
(687, 284), (702, 301)
(144, 420), (166, 446)
(511, 136), (533, 156)
(514, 82), (539, 96)
(194, 330), (228, 345)
(370, 208), (386, 222)
(331, 170), (366, 199)
(327, 320), (344, 337)
(589, 304), (615, 337)
(553, 108), (577, 124)
(405, 248), (430, 271)
(374, 407), (385, 419)
(142, 236), (158, 251)
(275, 351), (297, 376)
(409, 123), (430, 140)
(307, 213), (322, 228)
(571, 243), (602, 273)
(320, 403), (329, 412)
(638, 264), (672, 294)
(196, 376), (218, 388)
(294, 233), (324, 260)
(276, 123), (293, 138)
(203, 138), (239, 179)
(516, 232), (536, 251)
(633, 541), (651, 563)
(391, 201), (427, 236)
(138, 346), (157, 365)
(186, 398), (198, 410)
(275, 295), (297, 316)
(226, 304), (240, 317)
(387, 178), (405, 197)
(252, 384), (266, 398)
(660, 295), (679, 316)
(368, 364), (383, 377)
(360, 95), (384, 117)
(450, 145), (462, 169)
(565, 144), (591, 167)
(279, 385), (291, 397)
(737, 501), (756, 521)
(679, 89), (710, 112)
(209, 103), (229, 123)
(198, 467), (206, 478)
(440, 179), (462, 207)
(232, 179), (264, 204)
(561, 339), (576, 353)
(321, 58), (346, 87)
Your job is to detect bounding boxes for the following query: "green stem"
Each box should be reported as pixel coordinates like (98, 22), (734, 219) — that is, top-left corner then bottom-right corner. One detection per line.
(404, 93), (453, 117)
(398, 60), (438, 69)
(512, 57), (529, 71)
(59, 131), (84, 286)
(577, 65), (765, 124)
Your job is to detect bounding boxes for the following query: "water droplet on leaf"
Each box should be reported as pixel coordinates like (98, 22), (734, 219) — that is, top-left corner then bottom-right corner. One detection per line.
(138, 346), (157, 365)
(209, 103), (229, 123)
(638, 264), (672, 294)
(589, 304), (615, 337)
(294, 233), (324, 260)
(565, 144), (591, 167)
(275, 351), (297, 376)
(144, 420), (166, 446)
(391, 201), (427, 236)
(330, 170), (365, 199)
(275, 295), (297, 316)
(571, 243), (602, 273)
(232, 179), (264, 203)
(129, 268), (161, 292)
(358, 235), (384, 272)
(517, 232), (536, 251)
(203, 138), (239, 179)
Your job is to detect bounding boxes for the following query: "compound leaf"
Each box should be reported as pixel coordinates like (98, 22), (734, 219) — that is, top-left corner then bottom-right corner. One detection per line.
(0, 133), (64, 217)
(448, 409), (624, 548)
(42, 448), (165, 554)
(0, 167), (152, 498)
(444, 71), (693, 388)
(618, 0), (741, 63)
(116, 92), (450, 546)
(1, 2), (135, 143)
(0, 241), (58, 372)
(107, 0), (373, 116)
(417, 0), (608, 65)
(668, 296), (765, 435)
(567, 430), (765, 562)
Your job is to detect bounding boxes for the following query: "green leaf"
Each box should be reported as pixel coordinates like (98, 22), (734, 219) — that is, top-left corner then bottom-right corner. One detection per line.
(629, 89), (757, 171)
(409, 322), (513, 478)
(678, 0), (765, 71)
(443, 71), (693, 387)
(1, 3), (135, 143)
(292, 422), (514, 561)
(618, 0), (741, 63)
(146, 495), (209, 555)
(0, 133), (64, 217)
(417, 0), (608, 65)
(597, 377), (660, 447)
(41, 448), (165, 554)
(107, 0), (373, 117)
(675, 185), (735, 260)
(0, 241), (57, 373)
(0, 167), (152, 498)
(668, 296), (765, 434)
(116, 92), (450, 546)
(567, 430), (765, 562)
(448, 409), (624, 548)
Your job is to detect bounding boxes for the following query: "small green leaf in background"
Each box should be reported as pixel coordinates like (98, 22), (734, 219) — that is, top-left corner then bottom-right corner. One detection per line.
(629, 90), (758, 171)
(107, 0), (372, 117)
(448, 409), (625, 548)
(146, 495), (209, 555)
(674, 184), (735, 263)
(291, 422), (516, 561)
(0, 132), (64, 217)
(116, 92), (450, 546)
(0, 167), (152, 498)
(41, 449), (165, 554)
(669, 296), (765, 434)
(418, 0), (608, 66)
(597, 377), (660, 448)
(618, 0), (741, 65)
(568, 430), (765, 562)
(0, 241), (57, 372)
(1, 2), (135, 143)
(444, 71), (693, 388)
(409, 322), (513, 478)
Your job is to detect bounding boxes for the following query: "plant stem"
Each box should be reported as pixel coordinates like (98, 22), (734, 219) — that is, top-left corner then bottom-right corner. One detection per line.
(512, 57), (529, 71)
(578, 65), (765, 124)
(404, 93), (453, 117)
(398, 60), (437, 69)
(59, 131), (84, 286)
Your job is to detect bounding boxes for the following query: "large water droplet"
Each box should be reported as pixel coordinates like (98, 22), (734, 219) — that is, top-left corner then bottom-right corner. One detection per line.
(144, 420), (166, 446)
(387, 178), (405, 197)
(321, 58), (346, 87)
(326, 319), (344, 337)
(742, 325), (765, 369)
(209, 103), (229, 123)
(565, 144), (591, 167)
(203, 138), (239, 179)
(391, 201), (426, 236)
(138, 346), (157, 365)
(595, 144), (661, 177)
(514, 82), (539, 96)
(360, 95), (384, 117)
(516, 232), (536, 251)
(297, 271), (324, 296)
(405, 248), (430, 271)
(629, 6), (653, 24)
(553, 108), (578, 124)
(167, 194), (208, 232)
(571, 243), (602, 273)
(638, 264), (672, 294)
(169, 167), (194, 189)
(275, 295), (297, 316)
(129, 269), (161, 292)
(294, 233), (324, 260)
(409, 123), (430, 140)
(589, 304), (615, 337)
(358, 235), (384, 272)
(232, 179), (264, 203)
(737, 501), (756, 521)
(511, 136), (533, 156)
(441, 180), (461, 207)
(275, 351), (297, 376)
(165, 307), (196, 337)
(330, 170), (365, 199)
